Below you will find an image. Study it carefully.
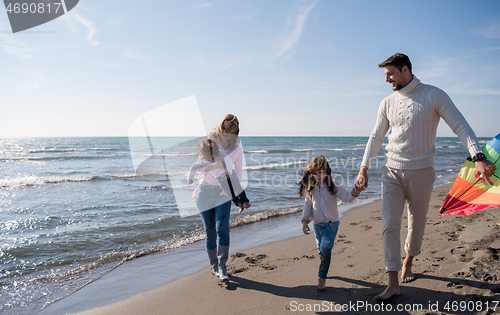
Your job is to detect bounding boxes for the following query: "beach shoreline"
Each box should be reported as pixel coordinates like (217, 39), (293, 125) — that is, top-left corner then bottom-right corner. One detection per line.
(60, 183), (500, 315)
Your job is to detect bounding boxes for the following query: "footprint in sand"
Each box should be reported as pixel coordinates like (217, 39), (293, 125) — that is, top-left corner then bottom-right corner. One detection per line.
(423, 263), (440, 274)
(488, 247), (500, 260)
(260, 264), (277, 270)
(229, 267), (249, 275)
(445, 231), (459, 241)
(294, 255), (315, 260)
(450, 246), (465, 255)
(245, 254), (267, 264)
(433, 257), (446, 262)
(232, 252), (247, 258)
(244, 254), (278, 271)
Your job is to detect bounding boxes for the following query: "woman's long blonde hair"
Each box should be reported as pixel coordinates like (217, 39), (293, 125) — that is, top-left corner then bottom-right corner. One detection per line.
(298, 155), (336, 198)
(210, 114), (240, 150)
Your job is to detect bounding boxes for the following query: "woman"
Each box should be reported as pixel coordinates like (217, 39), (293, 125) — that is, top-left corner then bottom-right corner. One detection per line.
(195, 114), (245, 282)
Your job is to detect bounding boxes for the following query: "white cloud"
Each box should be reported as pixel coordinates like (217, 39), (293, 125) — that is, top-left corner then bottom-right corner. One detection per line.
(106, 16), (125, 28)
(73, 13), (100, 47)
(229, 5), (259, 22)
(268, 0), (318, 64)
(122, 50), (145, 60)
(11, 73), (49, 93)
(472, 20), (500, 39)
(192, 3), (212, 10)
(103, 63), (122, 68)
(417, 58), (452, 80)
(482, 46), (500, 52)
(417, 55), (500, 96)
(0, 36), (41, 60)
(187, 50), (211, 67)
(448, 87), (500, 95)
(0, 21), (43, 59)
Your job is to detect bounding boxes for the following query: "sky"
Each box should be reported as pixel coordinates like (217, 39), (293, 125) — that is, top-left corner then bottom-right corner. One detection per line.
(1, 0), (499, 138)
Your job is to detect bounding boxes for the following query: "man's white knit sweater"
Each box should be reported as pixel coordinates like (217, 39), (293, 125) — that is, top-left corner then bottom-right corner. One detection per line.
(361, 76), (482, 170)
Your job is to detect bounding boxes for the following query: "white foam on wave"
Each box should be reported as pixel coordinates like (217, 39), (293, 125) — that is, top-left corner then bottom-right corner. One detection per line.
(28, 148), (77, 153)
(138, 152), (198, 158)
(326, 147), (365, 151)
(230, 206), (302, 227)
(245, 150), (268, 154)
(0, 176), (98, 189)
(244, 160), (307, 170)
(107, 170), (187, 179)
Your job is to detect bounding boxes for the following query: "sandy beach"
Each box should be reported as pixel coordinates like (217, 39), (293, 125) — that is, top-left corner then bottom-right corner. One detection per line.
(72, 184), (500, 315)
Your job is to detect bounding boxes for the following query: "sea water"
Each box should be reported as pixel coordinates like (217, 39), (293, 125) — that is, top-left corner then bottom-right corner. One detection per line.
(0, 136), (488, 314)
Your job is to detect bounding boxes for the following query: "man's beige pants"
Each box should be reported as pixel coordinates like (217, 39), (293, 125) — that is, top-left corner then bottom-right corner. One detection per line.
(381, 166), (435, 272)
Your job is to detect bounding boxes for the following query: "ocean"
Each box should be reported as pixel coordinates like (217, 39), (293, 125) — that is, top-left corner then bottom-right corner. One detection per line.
(0, 136), (489, 314)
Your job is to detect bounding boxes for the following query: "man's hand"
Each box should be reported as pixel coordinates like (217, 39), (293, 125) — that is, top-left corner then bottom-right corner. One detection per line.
(475, 160), (497, 185)
(356, 166), (369, 191)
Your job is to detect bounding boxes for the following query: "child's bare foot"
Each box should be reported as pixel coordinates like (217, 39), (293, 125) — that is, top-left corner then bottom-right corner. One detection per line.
(316, 278), (326, 291)
(243, 202), (251, 209)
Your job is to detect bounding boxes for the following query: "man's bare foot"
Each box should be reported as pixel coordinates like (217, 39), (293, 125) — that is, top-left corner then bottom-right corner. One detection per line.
(376, 271), (401, 301)
(243, 202), (251, 209)
(375, 285), (401, 301)
(316, 278), (326, 291)
(401, 255), (415, 283)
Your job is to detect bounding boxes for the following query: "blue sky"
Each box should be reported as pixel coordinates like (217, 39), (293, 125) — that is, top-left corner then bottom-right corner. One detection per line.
(1, 0), (499, 137)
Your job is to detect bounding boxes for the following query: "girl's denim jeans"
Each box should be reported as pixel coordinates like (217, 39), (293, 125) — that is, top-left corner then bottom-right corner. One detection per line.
(313, 220), (340, 279)
(196, 184), (231, 250)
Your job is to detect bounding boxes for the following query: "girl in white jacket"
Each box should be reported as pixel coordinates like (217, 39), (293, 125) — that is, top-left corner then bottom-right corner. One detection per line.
(299, 155), (362, 291)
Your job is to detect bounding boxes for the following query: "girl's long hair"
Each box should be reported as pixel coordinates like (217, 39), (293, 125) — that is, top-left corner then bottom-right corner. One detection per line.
(298, 155), (336, 198)
(197, 138), (219, 161)
(210, 114), (239, 150)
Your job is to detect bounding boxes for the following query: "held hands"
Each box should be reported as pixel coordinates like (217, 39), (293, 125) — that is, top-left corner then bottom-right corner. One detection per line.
(475, 160), (497, 185)
(353, 185), (363, 195)
(302, 220), (310, 235)
(187, 178), (193, 184)
(356, 166), (369, 191)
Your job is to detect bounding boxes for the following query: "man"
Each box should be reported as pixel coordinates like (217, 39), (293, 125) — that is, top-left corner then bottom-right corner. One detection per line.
(356, 53), (496, 301)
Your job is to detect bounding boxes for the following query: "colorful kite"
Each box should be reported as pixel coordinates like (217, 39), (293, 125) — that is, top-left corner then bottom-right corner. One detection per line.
(440, 133), (500, 216)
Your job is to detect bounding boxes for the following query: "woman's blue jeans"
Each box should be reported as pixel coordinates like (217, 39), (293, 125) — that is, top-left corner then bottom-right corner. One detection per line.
(196, 184), (231, 251)
(313, 220), (339, 279)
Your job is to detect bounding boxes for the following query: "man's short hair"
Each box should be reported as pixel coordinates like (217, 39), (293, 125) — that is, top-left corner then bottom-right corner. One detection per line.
(379, 53), (412, 74)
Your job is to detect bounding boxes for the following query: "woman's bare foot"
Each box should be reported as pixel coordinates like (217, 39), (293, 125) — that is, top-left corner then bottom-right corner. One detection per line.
(316, 277), (326, 291)
(401, 255), (415, 283)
